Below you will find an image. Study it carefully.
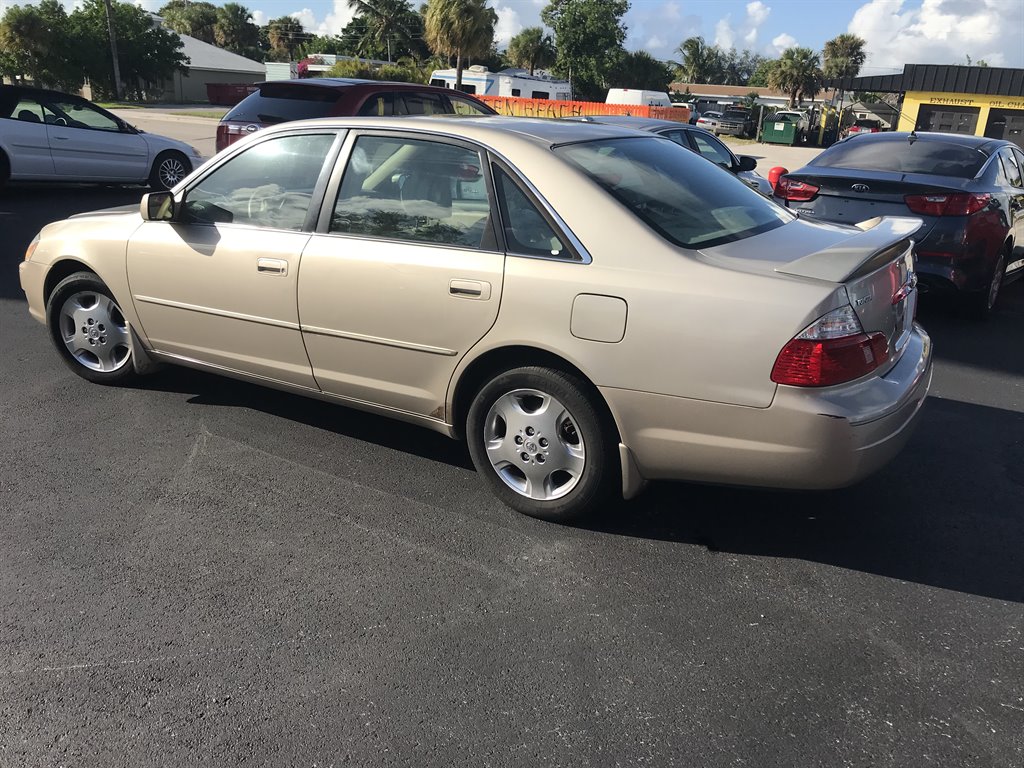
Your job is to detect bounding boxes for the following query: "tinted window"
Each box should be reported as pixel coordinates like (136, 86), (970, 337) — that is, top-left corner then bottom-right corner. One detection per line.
(815, 138), (987, 178)
(555, 137), (788, 249)
(331, 135), (492, 248)
(1001, 148), (1022, 187)
(400, 92), (448, 115)
(45, 99), (119, 131)
(5, 97), (45, 123)
(225, 85), (337, 123)
(688, 131), (735, 168)
(494, 168), (567, 258)
(183, 133), (334, 229)
(449, 95), (492, 116)
(357, 92), (398, 116)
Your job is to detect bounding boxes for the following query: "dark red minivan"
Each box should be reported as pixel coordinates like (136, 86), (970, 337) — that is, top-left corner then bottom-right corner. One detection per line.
(216, 78), (497, 152)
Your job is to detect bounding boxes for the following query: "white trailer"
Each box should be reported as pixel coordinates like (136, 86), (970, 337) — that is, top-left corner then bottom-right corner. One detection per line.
(429, 66), (572, 101)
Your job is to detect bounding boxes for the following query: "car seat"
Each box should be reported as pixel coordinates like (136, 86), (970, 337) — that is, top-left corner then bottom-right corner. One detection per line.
(17, 110), (41, 122)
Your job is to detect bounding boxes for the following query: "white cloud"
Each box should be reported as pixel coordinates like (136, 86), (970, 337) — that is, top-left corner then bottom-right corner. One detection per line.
(771, 32), (798, 53)
(494, 5), (523, 47)
(251, 10), (268, 27)
(290, 8), (317, 32)
(714, 1), (772, 51)
(647, 36), (667, 50)
(318, 0), (357, 36)
(850, 0), (1023, 70)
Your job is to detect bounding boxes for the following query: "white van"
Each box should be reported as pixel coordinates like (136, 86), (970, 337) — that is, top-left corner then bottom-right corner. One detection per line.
(606, 88), (672, 107)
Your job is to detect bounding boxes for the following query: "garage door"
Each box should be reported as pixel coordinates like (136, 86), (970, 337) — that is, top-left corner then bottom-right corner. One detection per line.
(916, 105), (979, 135)
(984, 108), (1024, 150)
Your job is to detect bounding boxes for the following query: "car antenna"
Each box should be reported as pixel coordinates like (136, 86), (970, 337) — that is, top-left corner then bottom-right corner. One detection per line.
(908, 128), (917, 145)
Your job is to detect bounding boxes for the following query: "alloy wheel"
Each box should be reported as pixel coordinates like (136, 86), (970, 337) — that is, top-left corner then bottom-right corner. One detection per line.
(58, 291), (131, 372)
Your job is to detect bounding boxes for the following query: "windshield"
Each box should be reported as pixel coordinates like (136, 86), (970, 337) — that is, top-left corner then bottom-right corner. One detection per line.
(813, 137), (987, 178)
(554, 137), (790, 249)
(225, 85), (338, 123)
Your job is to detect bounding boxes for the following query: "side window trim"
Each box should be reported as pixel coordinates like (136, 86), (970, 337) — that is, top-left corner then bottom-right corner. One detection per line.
(489, 154), (590, 264)
(176, 129), (344, 233)
(316, 128), (502, 252)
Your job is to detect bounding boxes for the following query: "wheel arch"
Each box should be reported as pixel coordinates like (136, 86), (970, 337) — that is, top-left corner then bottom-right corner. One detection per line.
(43, 259), (97, 307)
(449, 344), (623, 446)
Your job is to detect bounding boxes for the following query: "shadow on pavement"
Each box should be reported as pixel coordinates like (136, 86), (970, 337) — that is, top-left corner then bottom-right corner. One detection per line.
(140, 363), (1024, 604)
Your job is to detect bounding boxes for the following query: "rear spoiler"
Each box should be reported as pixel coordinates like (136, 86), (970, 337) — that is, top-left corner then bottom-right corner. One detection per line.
(774, 216), (923, 283)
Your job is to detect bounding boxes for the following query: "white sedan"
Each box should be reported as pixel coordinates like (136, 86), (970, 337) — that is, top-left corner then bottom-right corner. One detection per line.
(695, 110), (723, 132)
(0, 85), (203, 190)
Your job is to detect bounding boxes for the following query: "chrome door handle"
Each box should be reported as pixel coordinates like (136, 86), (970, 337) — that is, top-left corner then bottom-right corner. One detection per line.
(449, 279), (490, 300)
(257, 258), (288, 276)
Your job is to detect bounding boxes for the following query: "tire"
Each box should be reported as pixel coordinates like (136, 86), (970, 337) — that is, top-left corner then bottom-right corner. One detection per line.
(149, 150), (191, 191)
(46, 272), (135, 385)
(466, 366), (618, 523)
(0, 150), (9, 191)
(966, 248), (1007, 319)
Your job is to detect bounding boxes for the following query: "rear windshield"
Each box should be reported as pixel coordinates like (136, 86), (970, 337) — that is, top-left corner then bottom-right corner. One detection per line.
(813, 138), (987, 178)
(554, 137), (789, 249)
(224, 84), (338, 123)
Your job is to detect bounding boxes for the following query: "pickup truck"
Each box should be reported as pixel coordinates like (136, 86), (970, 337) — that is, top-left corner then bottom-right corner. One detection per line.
(715, 109), (754, 138)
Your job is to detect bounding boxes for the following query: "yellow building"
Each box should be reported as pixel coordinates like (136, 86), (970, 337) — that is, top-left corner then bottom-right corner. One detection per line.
(827, 64), (1024, 149)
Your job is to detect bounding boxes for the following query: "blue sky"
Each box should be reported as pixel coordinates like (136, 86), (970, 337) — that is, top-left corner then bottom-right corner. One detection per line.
(20, 0), (1022, 71)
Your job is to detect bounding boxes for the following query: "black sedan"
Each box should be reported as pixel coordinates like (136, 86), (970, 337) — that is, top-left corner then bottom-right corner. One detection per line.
(774, 131), (1024, 316)
(563, 115), (772, 195)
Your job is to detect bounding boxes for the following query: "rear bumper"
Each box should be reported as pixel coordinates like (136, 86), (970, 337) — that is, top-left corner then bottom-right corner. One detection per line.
(603, 325), (932, 491)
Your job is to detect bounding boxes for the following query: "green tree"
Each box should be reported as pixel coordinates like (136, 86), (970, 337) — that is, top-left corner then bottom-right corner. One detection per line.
(769, 46), (822, 107)
(822, 33), (866, 80)
(347, 0), (419, 62)
(69, 0), (187, 99)
(507, 26), (555, 76)
(542, 0), (629, 101)
(266, 15), (305, 60)
(214, 3), (260, 58)
(423, 0), (496, 90)
(158, 0), (217, 44)
(674, 36), (718, 84)
(747, 57), (777, 87)
(0, 0), (81, 89)
(607, 50), (672, 92)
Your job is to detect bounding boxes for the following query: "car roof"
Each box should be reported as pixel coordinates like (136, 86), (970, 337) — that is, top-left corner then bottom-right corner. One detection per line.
(842, 130), (1008, 154)
(564, 115), (692, 133)
(255, 78), (459, 95)
(257, 114), (653, 150)
(0, 84), (82, 100)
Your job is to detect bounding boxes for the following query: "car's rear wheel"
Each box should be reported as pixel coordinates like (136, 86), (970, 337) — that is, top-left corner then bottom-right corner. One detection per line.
(46, 272), (134, 384)
(968, 248), (1007, 318)
(149, 150), (191, 191)
(466, 366), (617, 523)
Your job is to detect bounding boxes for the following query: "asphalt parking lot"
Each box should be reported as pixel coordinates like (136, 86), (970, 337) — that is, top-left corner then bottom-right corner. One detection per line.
(1, 169), (1023, 763)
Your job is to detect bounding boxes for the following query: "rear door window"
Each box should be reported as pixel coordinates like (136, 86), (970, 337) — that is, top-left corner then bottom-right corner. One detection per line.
(224, 85), (338, 123)
(1000, 148), (1022, 187)
(399, 92), (448, 115)
(493, 167), (568, 259)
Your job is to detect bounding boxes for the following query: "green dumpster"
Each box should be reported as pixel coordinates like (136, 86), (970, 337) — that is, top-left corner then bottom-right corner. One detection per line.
(762, 117), (798, 145)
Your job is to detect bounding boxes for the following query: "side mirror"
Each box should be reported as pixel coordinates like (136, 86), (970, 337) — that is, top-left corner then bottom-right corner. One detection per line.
(737, 155), (757, 172)
(140, 191), (175, 221)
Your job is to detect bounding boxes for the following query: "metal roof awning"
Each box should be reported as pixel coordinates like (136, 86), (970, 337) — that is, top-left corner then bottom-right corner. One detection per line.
(825, 64), (1024, 97)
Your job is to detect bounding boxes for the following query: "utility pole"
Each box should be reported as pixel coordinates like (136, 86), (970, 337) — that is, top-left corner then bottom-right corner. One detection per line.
(102, 0), (123, 100)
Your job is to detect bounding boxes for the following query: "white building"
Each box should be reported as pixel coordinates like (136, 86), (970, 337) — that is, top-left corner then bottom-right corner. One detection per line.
(429, 66), (572, 100)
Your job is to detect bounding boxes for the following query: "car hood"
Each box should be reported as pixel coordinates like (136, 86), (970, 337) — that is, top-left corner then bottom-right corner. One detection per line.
(40, 205), (143, 242)
(698, 215), (924, 283)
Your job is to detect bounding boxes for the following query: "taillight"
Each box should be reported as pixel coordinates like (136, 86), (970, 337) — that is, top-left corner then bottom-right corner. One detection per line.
(775, 176), (820, 202)
(904, 193), (991, 217)
(771, 305), (889, 387)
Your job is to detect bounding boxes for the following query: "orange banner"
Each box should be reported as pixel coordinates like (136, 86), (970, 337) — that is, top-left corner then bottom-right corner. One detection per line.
(479, 96), (690, 123)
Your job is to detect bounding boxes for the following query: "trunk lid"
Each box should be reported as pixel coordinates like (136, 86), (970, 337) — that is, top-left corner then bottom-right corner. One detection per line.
(701, 216), (923, 364)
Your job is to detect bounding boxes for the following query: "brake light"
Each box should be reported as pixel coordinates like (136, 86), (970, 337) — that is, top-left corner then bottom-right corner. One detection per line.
(775, 176), (820, 202)
(904, 193), (991, 217)
(771, 305), (889, 387)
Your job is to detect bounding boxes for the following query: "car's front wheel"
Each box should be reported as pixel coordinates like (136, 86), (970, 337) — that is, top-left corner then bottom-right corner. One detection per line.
(149, 150), (191, 191)
(466, 366), (617, 523)
(46, 272), (134, 384)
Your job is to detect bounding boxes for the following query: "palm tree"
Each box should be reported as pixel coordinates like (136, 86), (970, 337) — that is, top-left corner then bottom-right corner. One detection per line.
(822, 33), (866, 80)
(267, 16), (305, 60)
(215, 3), (259, 56)
(507, 26), (555, 76)
(769, 46), (822, 108)
(674, 36), (718, 84)
(423, 0), (496, 90)
(346, 0), (415, 63)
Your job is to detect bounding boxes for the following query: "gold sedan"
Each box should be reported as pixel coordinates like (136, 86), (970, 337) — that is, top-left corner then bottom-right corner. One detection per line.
(20, 116), (932, 522)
